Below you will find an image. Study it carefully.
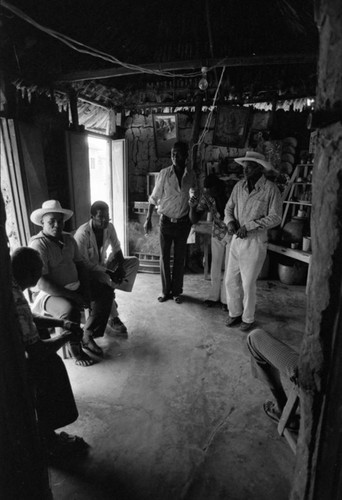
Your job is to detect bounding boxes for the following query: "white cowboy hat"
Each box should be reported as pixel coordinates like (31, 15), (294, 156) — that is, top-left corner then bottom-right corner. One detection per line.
(234, 151), (275, 171)
(30, 200), (73, 226)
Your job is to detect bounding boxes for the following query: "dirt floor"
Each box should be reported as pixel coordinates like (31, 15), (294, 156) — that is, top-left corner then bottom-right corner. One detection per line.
(49, 271), (306, 500)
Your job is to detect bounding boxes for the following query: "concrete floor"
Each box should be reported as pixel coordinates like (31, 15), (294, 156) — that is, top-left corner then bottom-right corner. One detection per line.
(49, 271), (306, 500)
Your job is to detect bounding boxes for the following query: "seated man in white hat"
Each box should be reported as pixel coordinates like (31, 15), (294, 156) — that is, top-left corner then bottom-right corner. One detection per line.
(224, 151), (282, 331)
(29, 200), (113, 366)
(74, 200), (139, 335)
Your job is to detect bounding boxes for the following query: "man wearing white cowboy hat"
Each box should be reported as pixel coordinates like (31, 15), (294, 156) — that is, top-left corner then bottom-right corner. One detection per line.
(29, 200), (113, 366)
(224, 151), (282, 331)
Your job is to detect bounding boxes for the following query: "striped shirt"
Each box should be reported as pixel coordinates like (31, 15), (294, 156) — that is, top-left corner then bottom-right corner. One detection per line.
(196, 194), (228, 241)
(149, 165), (197, 219)
(12, 279), (40, 346)
(224, 175), (282, 233)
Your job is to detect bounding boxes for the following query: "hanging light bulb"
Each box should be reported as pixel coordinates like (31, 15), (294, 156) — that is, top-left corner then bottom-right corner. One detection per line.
(198, 67), (208, 91)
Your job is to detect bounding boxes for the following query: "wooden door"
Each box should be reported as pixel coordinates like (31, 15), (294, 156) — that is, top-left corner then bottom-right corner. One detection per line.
(65, 130), (91, 231)
(111, 138), (128, 254)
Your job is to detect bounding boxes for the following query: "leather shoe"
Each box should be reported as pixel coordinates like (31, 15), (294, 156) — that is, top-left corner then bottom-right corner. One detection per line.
(225, 315), (242, 327)
(203, 299), (218, 308)
(240, 321), (256, 332)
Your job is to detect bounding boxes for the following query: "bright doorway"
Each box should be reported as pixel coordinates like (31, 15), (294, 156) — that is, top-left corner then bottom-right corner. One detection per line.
(87, 135), (128, 253)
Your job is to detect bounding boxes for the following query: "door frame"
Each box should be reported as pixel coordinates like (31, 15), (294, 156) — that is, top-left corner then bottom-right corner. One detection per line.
(87, 132), (128, 254)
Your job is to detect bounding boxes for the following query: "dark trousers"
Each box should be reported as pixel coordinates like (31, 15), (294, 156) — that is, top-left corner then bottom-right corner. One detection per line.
(159, 217), (191, 296)
(45, 281), (113, 339)
(28, 352), (78, 436)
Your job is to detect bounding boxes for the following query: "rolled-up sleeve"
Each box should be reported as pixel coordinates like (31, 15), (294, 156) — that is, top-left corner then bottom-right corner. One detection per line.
(224, 188), (237, 225)
(149, 170), (165, 206)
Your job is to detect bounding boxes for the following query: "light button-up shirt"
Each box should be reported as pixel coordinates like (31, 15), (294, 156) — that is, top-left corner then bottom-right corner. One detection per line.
(149, 165), (197, 219)
(224, 175), (282, 233)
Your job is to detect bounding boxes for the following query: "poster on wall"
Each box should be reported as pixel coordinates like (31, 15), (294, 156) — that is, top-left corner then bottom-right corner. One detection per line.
(213, 106), (250, 148)
(153, 113), (178, 158)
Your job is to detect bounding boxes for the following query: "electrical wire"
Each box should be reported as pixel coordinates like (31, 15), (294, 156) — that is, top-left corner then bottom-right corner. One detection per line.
(195, 67), (226, 148)
(1, 0), (216, 79)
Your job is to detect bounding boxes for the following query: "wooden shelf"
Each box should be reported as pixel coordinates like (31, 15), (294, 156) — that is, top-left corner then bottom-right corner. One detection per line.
(267, 243), (311, 264)
(283, 201), (311, 206)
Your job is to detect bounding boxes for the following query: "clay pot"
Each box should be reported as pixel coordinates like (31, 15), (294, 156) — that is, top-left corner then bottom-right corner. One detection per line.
(281, 217), (307, 245)
(278, 258), (307, 285)
(268, 227), (281, 243)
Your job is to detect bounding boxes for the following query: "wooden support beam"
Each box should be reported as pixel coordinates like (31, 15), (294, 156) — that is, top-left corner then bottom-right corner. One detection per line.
(56, 53), (317, 83)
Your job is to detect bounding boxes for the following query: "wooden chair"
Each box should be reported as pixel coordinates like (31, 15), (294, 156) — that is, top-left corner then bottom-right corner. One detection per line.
(277, 385), (300, 454)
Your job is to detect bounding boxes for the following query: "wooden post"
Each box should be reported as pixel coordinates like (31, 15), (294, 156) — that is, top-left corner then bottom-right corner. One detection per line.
(0, 193), (51, 499)
(68, 88), (80, 131)
(290, 1), (342, 498)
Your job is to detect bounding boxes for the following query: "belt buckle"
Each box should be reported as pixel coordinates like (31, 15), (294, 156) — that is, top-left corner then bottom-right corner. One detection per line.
(170, 217), (177, 223)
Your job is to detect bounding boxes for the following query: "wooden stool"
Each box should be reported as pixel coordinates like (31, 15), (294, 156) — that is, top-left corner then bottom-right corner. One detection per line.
(277, 385), (300, 454)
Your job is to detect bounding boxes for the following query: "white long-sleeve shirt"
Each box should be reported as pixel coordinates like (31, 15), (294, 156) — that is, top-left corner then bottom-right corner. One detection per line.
(224, 176), (282, 233)
(74, 220), (121, 285)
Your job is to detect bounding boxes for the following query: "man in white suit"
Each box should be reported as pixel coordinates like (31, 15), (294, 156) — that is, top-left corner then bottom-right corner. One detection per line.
(74, 201), (139, 335)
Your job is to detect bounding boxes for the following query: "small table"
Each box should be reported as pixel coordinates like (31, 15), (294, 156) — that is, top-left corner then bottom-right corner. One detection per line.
(192, 221), (212, 280)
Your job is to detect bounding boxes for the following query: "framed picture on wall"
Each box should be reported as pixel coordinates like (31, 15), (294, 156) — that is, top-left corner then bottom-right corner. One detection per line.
(213, 106), (250, 148)
(153, 113), (178, 158)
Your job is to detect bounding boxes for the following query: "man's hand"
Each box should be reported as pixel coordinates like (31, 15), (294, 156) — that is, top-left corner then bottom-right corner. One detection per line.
(106, 266), (126, 284)
(188, 195), (198, 208)
(63, 320), (83, 334)
(236, 225), (247, 239)
(144, 218), (152, 234)
(112, 266), (126, 284)
(62, 320), (83, 342)
(289, 367), (299, 386)
(227, 221), (239, 235)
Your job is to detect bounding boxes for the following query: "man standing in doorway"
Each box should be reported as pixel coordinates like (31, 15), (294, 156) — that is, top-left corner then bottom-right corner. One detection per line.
(144, 141), (197, 304)
(74, 201), (139, 335)
(224, 152), (282, 331)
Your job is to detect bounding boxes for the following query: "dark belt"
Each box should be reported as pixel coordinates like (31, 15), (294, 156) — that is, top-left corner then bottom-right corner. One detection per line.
(161, 214), (189, 224)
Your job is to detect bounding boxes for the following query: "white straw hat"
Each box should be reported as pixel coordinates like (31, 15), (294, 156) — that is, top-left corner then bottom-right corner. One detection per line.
(234, 151), (275, 171)
(30, 200), (73, 226)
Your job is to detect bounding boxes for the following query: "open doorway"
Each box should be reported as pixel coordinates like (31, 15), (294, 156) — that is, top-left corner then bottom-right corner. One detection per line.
(87, 135), (128, 253)
(88, 136), (111, 207)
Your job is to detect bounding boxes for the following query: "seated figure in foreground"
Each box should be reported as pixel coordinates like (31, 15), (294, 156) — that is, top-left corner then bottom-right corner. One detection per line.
(11, 246), (88, 459)
(247, 328), (300, 431)
(74, 200), (139, 335)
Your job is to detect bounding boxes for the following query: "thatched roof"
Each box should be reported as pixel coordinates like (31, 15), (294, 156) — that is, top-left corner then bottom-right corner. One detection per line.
(1, 0), (318, 108)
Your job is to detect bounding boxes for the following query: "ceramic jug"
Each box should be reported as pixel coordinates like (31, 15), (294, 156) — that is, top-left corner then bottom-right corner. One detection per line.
(281, 216), (306, 245)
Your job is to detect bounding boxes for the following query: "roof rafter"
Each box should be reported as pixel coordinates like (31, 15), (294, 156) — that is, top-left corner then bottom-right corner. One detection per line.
(57, 53), (317, 83)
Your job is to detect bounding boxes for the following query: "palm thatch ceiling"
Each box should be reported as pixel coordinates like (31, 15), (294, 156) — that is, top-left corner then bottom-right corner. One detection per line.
(0, 0), (318, 108)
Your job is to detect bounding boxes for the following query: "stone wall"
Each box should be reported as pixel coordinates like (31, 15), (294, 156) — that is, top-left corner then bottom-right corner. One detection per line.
(124, 110), (248, 205)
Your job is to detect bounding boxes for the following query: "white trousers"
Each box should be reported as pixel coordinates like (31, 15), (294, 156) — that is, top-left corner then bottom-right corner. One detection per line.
(225, 233), (267, 323)
(207, 235), (231, 304)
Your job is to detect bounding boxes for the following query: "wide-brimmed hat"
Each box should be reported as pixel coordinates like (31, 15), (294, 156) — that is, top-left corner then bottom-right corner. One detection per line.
(234, 151), (275, 171)
(30, 200), (73, 226)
